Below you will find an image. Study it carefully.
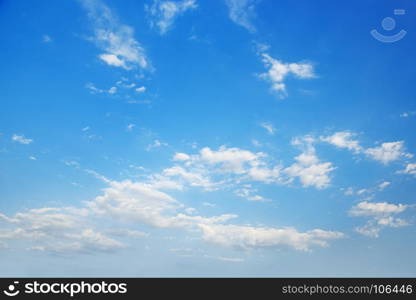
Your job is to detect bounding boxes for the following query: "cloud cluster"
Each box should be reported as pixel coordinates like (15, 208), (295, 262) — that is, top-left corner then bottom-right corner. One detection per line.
(199, 224), (343, 251)
(349, 201), (410, 238)
(167, 142), (336, 190)
(321, 131), (413, 165)
(0, 207), (124, 254)
(0, 159), (344, 254)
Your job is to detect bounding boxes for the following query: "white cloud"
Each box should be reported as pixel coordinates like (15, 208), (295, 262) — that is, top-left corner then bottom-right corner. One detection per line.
(202, 202), (216, 207)
(1, 167), (344, 253)
(146, 139), (168, 151)
(205, 255), (244, 263)
(173, 152), (191, 161)
(42, 34), (52, 42)
(11, 134), (33, 145)
(198, 224), (343, 251)
(169, 144), (336, 190)
(126, 123), (135, 132)
(87, 178), (236, 229)
(146, 0), (197, 35)
(81, 0), (150, 70)
(349, 201), (410, 238)
(321, 131), (414, 167)
(234, 187), (270, 202)
(400, 111), (416, 118)
(108, 86), (117, 94)
(320, 131), (362, 153)
(284, 144), (335, 189)
(259, 53), (315, 98)
(398, 163), (416, 176)
(82, 126), (90, 132)
(251, 139), (262, 147)
(105, 229), (149, 238)
(29, 156), (37, 161)
(349, 201), (407, 217)
(199, 146), (264, 174)
(0, 207), (124, 254)
(260, 122), (276, 135)
(365, 141), (413, 164)
(344, 187), (354, 195)
(135, 86), (146, 93)
(162, 166), (217, 191)
(225, 0), (258, 33)
(85, 82), (102, 93)
(99, 54), (126, 68)
(378, 181), (391, 191)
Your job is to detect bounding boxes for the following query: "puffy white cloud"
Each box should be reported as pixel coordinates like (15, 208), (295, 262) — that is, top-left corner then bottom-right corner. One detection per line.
(173, 152), (191, 161)
(398, 163), (416, 176)
(284, 148), (335, 189)
(0, 166), (344, 254)
(225, 0), (258, 32)
(365, 141), (413, 165)
(99, 53), (126, 68)
(259, 53), (315, 98)
(199, 146), (264, 174)
(349, 201), (410, 238)
(81, 0), (150, 70)
(349, 201), (407, 217)
(146, 0), (197, 35)
(87, 179), (235, 228)
(260, 122), (276, 135)
(198, 224), (344, 251)
(11, 134), (33, 145)
(170, 146), (284, 186)
(320, 131), (362, 153)
(108, 86), (117, 94)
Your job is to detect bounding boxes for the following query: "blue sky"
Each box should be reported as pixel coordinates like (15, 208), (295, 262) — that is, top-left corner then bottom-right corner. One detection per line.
(1, 0), (416, 276)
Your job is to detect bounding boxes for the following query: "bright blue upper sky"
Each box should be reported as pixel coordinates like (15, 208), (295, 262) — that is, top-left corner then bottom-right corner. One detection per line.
(1, 0), (416, 276)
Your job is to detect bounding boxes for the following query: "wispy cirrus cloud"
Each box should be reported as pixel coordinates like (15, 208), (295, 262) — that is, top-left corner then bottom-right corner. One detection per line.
(260, 122), (276, 135)
(145, 0), (197, 35)
(225, 0), (259, 33)
(80, 0), (150, 70)
(349, 201), (411, 238)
